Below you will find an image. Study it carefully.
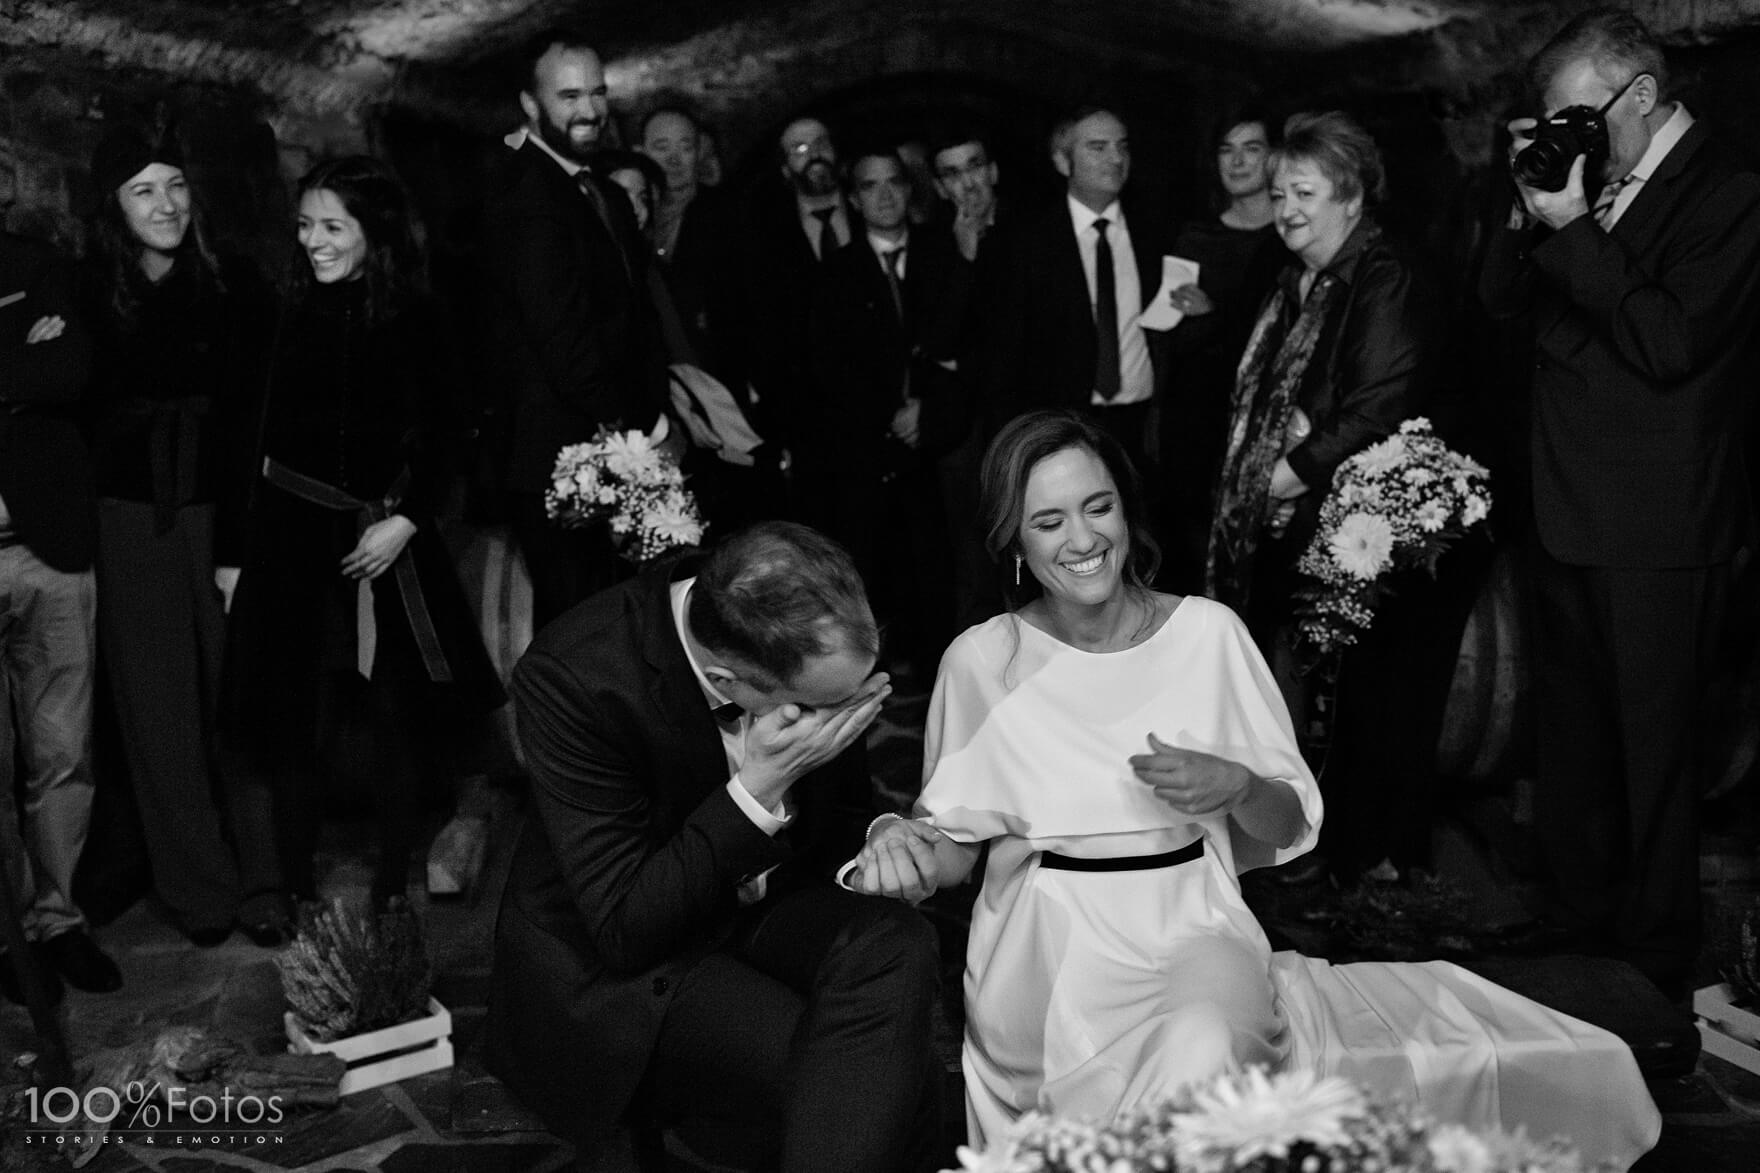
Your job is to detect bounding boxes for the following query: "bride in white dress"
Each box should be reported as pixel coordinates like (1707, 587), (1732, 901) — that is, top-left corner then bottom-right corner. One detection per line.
(848, 411), (1660, 1169)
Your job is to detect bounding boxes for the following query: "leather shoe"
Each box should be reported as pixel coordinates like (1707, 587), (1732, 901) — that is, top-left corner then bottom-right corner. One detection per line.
(0, 947), (65, 1007)
(39, 929), (123, 993)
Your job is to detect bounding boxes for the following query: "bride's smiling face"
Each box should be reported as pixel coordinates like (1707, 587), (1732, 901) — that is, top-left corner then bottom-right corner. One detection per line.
(1018, 445), (1128, 607)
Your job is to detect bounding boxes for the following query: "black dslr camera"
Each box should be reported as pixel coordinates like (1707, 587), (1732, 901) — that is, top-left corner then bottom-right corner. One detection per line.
(1512, 106), (1610, 192)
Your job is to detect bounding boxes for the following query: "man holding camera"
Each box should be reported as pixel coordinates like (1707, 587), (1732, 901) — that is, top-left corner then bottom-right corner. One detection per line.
(1481, 8), (1760, 1005)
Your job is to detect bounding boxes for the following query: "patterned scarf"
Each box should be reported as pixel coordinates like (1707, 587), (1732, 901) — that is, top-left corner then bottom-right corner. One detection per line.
(1205, 269), (1342, 610)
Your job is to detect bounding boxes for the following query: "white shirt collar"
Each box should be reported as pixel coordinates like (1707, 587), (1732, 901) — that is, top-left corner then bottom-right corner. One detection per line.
(1067, 195), (1125, 235)
(670, 578), (734, 712)
(1625, 103), (1694, 185)
(525, 128), (588, 178)
(868, 230), (909, 263)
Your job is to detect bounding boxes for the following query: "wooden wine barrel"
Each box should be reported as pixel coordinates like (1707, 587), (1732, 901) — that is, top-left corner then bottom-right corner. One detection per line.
(1435, 547), (1534, 784)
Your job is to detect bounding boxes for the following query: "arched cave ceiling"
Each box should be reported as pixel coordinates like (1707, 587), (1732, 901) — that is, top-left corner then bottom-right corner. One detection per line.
(6, 0), (1760, 151)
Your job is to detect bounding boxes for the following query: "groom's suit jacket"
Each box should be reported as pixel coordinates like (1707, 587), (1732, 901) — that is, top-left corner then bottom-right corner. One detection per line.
(483, 557), (874, 1138)
(1479, 119), (1760, 568)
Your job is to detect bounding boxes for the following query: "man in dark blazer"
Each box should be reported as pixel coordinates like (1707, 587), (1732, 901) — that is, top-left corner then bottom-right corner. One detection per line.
(640, 106), (787, 529)
(0, 230), (123, 1001)
(480, 31), (667, 627)
(1480, 8), (1760, 1001)
(484, 522), (941, 1171)
(804, 147), (965, 673)
(738, 117), (854, 484)
(979, 106), (1175, 476)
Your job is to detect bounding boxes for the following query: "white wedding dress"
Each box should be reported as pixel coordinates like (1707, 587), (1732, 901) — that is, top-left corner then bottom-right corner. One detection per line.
(916, 598), (1660, 1169)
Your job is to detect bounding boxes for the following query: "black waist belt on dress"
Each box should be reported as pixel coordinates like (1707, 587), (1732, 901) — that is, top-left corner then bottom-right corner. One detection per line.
(261, 456), (452, 683)
(1040, 838), (1204, 872)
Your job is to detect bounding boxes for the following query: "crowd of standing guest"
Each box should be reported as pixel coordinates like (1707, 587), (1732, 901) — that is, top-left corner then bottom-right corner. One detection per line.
(0, 9), (1752, 1059)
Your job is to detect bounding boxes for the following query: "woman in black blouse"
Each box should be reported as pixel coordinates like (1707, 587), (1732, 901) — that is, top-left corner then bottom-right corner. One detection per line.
(84, 126), (276, 946)
(220, 156), (501, 909)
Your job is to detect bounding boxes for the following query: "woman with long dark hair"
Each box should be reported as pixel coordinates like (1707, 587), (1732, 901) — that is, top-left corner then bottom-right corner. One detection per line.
(219, 156), (501, 911)
(83, 125), (278, 947)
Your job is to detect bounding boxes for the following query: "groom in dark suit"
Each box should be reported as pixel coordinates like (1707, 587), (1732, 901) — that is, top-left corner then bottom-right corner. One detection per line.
(480, 31), (666, 626)
(484, 521), (941, 1170)
(1480, 8), (1760, 1001)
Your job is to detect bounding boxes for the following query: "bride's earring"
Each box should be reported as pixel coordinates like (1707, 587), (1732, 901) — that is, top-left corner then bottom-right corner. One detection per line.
(1014, 554), (1023, 587)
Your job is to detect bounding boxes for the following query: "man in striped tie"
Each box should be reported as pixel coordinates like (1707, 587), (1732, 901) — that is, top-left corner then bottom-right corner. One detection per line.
(1480, 6), (1760, 1011)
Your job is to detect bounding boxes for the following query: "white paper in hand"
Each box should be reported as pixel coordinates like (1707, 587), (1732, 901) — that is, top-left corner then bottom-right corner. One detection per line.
(1136, 256), (1203, 331)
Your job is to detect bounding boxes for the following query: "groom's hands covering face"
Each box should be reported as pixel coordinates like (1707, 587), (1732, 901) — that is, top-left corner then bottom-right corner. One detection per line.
(740, 672), (891, 809)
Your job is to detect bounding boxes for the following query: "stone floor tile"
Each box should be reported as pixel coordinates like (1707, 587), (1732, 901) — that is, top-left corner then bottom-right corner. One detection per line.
(378, 1141), (573, 1173)
(447, 1063), (548, 1136)
(232, 1089), (416, 1169)
(383, 1071), (451, 1137)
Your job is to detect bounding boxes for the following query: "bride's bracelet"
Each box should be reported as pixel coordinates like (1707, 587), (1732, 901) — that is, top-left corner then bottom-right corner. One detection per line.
(865, 813), (906, 843)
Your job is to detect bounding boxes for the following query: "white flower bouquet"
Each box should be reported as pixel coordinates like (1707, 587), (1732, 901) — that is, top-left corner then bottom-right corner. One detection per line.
(949, 1066), (1600, 1173)
(544, 418), (706, 565)
(1293, 418), (1491, 656)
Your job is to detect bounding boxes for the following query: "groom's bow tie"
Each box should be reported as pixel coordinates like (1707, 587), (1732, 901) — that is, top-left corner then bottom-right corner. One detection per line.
(711, 701), (744, 724)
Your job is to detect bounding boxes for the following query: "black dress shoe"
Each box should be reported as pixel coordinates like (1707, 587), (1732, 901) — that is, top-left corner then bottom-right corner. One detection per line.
(40, 929), (123, 993)
(0, 947), (65, 1007)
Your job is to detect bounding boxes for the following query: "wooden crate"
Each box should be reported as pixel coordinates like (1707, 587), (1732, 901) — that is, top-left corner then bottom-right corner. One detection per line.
(286, 997), (454, 1095)
(1693, 983), (1760, 1075)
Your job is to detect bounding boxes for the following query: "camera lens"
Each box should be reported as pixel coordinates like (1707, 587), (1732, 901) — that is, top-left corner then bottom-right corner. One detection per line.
(1513, 138), (1571, 192)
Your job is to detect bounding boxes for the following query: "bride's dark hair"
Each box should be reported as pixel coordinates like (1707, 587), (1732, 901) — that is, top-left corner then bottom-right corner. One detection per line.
(978, 409), (1161, 610)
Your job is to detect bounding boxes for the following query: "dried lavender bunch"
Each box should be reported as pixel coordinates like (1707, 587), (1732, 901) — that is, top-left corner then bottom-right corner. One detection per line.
(276, 897), (434, 1041)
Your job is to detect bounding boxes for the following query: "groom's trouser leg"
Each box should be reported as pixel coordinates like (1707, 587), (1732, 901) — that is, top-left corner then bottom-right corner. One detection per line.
(647, 885), (943, 1173)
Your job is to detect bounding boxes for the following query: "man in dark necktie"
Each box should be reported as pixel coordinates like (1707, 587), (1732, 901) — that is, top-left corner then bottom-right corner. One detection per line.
(1481, 7), (1760, 1004)
(804, 147), (963, 678)
(479, 30), (668, 629)
(738, 117), (855, 505)
(977, 106), (1173, 480)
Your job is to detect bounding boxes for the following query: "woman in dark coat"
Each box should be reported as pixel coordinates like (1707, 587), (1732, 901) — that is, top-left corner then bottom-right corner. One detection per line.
(83, 126), (278, 946)
(1206, 111), (1460, 884)
(220, 156), (502, 908)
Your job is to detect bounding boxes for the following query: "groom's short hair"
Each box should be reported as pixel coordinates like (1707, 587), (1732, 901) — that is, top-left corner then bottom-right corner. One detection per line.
(687, 521), (877, 687)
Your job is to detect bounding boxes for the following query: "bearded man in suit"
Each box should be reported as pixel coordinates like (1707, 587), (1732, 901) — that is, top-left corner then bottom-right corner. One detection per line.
(480, 31), (667, 627)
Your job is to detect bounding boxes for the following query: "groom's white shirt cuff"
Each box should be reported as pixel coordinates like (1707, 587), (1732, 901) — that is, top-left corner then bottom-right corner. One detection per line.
(727, 777), (791, 834)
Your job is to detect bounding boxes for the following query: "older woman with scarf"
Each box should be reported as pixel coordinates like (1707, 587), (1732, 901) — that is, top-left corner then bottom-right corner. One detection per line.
(1205, 111), (1460, 886)
(219, 156), (502, 912)
(82, 126), (279, 947)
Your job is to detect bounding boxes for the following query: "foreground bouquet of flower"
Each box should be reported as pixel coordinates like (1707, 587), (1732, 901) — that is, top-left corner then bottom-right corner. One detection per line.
(545, 418), (705, 564)
(1293, 418), (1491, 656)
(949, 1067), (1600, 1173)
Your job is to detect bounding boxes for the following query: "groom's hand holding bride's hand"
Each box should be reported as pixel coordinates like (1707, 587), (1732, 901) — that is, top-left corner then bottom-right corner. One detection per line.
(849, 818), (943, 905)
(1129, 733), (1252, 817)
(740, 672), (892, 810)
